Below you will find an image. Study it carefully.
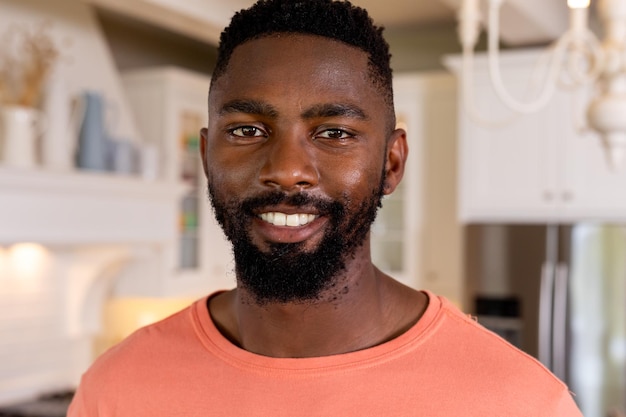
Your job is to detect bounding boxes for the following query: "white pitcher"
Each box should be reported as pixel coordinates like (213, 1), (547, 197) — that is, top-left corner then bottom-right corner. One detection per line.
(0, 105), (44, 169)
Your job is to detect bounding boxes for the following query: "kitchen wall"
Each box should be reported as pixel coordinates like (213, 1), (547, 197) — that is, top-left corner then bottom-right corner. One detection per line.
(0, 245), (88, 403)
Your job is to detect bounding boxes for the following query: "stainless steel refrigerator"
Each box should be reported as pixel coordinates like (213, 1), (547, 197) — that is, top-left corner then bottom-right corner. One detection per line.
(464, 224), (626, 417)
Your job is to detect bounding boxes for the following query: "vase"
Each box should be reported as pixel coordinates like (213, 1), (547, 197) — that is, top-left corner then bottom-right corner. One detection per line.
(76, 91), (108, 171)
(40, 68), (81, 171)
(0, 105), (43, 169)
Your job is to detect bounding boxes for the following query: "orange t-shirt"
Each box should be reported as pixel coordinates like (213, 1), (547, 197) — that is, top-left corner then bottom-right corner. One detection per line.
(68, 291), (582, 416)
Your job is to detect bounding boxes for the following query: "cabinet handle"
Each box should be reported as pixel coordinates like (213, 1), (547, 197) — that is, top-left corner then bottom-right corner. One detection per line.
(552, 263), (569, 381)
(539, 261), (555, 369)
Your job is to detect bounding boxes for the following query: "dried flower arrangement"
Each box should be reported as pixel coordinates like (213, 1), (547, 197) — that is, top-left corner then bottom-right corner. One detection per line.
(0, 22), (59, 108)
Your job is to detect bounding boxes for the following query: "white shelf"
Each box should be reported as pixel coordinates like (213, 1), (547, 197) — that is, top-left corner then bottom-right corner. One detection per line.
(0, 167), (186, 245)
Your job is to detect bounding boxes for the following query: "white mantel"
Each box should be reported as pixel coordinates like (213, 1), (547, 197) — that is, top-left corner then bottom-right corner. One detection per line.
(0, 167), (184, 245)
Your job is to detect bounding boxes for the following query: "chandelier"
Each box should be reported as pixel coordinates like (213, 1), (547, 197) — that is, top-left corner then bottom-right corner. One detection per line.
(456, 0), (626, 169)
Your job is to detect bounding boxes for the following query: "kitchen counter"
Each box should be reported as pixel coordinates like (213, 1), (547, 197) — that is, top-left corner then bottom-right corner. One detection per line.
(0, 390), (74, 417)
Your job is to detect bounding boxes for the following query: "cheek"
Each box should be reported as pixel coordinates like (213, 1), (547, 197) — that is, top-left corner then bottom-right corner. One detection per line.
(340, 168), (367, 190)
(208, 164), (252, 200)
(326, 156), (383, 198)
(207, 147), (257, 194)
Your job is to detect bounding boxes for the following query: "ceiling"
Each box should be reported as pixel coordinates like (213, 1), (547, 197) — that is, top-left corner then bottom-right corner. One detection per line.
(87, 0), (571, 47)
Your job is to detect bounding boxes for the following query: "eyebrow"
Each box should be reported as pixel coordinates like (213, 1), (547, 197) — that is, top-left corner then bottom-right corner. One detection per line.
(219, 99), (369, 122)
(219, 99), (279, 118)
(301, 103), (369, 121)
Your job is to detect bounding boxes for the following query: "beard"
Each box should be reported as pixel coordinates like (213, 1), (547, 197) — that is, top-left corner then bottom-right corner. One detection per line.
(207, 172), (386, 306)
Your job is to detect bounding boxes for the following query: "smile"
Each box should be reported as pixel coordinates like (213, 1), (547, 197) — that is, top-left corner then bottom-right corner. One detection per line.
(259, 212), (318, 227)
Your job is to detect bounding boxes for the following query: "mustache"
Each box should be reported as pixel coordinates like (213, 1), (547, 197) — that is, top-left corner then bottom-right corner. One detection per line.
(240, 191), (342, 216)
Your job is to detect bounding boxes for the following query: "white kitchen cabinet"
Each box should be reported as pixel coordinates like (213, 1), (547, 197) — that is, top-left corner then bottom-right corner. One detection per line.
(372, 72), (463, 306)
(560, 104), (626, 220)
(121, 67), (234, 297)
(447, 50), (626, 223)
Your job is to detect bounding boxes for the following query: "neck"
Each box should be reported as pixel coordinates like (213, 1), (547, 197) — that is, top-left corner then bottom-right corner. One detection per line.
(209, 250), (427, 358)
(236, 263), (385, 357)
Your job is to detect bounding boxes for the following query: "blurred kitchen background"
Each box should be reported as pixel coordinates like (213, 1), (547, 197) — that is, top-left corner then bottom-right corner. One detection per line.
(0, 0), (624, 416)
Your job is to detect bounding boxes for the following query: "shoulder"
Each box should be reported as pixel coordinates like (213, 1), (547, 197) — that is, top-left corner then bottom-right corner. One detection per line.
(416, 292), (581, 416)
(429, 293), (573, 388)
(432, 294), (554, 376)
(80, 299), (202, 387)
(70, 295), (238, 415)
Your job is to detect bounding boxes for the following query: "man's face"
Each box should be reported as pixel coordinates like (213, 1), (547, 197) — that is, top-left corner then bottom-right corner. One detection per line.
(202, 34), (404, 304)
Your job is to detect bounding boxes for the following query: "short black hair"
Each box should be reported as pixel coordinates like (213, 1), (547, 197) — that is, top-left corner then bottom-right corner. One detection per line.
(212, 0), (394, 111)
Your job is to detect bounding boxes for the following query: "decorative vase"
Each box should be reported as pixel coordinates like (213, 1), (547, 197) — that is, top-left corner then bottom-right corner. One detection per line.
(76, 91), (108, 171)
(0, 105), (43, 169)
(40, 68), (81, 171)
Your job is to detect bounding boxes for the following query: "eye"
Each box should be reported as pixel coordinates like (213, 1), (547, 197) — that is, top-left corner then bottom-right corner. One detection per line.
(316, 128), (353, 140)
(230, 126), (267, 138)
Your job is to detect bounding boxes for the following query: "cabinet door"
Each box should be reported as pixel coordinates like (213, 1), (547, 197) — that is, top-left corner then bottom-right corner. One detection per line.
(418, 78), (464, 306)
(451, 53), (562, 222)
(166, 81), (234, 296)
(122, 68), (234, 297)
(458, 68), (560, 222)
(371, 85), (420, 289)
(559, 89), (626, 220)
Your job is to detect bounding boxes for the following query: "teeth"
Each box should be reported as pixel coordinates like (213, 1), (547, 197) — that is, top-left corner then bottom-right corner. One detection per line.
(260, 212), (317, 227)
(286, 214), (299, 226)
(274, 212), (287, 226)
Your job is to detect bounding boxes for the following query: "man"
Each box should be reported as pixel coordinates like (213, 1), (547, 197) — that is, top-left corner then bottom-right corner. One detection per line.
(68, 0), (583, 415)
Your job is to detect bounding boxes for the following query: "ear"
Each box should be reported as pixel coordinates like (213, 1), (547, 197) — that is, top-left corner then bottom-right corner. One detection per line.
(200, 127), (209, 178)
(383, 128), (408, 196)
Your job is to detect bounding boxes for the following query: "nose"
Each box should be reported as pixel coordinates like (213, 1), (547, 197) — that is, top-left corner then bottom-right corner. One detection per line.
(258, 133), (319, 191)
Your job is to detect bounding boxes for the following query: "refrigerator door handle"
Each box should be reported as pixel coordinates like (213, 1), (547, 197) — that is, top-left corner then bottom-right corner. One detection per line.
(539, 261), (555, 369)
(552, 262), (569, 381)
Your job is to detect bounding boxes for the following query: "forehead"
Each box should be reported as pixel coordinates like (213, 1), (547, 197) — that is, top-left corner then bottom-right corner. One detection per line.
(209, 34), (382, 111)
